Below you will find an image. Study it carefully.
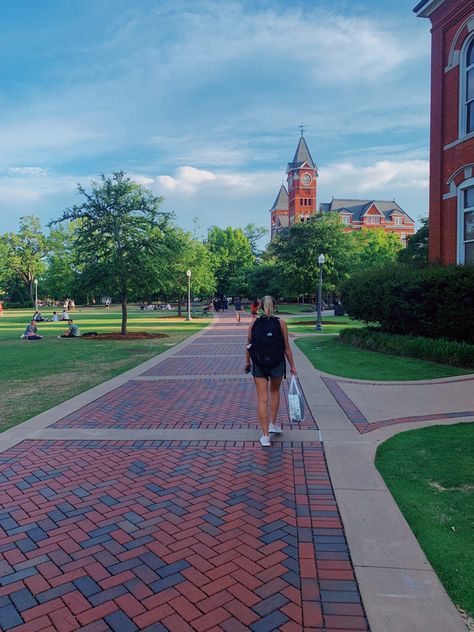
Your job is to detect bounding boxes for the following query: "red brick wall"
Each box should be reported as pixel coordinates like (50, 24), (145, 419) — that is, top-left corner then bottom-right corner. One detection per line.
(426, 0), (474, 263)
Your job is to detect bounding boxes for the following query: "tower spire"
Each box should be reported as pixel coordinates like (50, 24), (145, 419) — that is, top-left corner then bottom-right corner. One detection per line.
(299, 123), (305, 137)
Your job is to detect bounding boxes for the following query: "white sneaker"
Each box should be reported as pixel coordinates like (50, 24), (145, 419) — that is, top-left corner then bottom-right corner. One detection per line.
(259, 435), (271, 447)
(269, 423), (282, 434)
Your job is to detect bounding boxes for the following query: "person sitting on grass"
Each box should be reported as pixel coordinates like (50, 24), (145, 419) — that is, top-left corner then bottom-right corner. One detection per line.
(50, 311), (59, 322)
(58, 319), (80, 338)
(21, 320), (42, 340)
(33, 311), (46, 322)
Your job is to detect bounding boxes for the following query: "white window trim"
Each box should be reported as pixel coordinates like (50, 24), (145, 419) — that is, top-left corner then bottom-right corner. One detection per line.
(459, 34), (474, 139)
(457, 176), (474, 264)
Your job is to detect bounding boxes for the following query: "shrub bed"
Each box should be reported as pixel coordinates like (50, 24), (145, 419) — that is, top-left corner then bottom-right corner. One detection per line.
(340, 327), (474, 369)
(340, 264), (474, 344)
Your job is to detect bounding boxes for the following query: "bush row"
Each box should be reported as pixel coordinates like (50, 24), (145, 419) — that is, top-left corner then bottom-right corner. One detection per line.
(340, 327), (474, 369)
(340, 264), (474, 344)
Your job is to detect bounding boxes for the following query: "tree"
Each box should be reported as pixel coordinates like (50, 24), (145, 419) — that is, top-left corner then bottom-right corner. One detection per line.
(246, 260), (285, 299)
(269, 214), (353, 299)
(398, 217), (429, 266)
(205, 226), (253, 296)
(350, 227), (402, 270)
(1, 216), (49, 303)
(42, 222), (84, 302)
(243, 223), (268, 258)
(160, 228), (216, 316)
(52, 172), (170, 334)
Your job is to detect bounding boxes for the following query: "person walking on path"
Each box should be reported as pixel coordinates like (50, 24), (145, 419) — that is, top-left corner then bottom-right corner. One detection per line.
(245, 295), (297, 446)
(234, 297), (243, 324)
(250, 298), (260, 320)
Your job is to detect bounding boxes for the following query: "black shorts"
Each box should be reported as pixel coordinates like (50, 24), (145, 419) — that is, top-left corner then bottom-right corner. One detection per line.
(252, 360), (286, 381)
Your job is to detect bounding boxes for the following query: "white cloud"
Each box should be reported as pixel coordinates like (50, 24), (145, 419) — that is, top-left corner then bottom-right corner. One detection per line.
(320, 160), (429, 194)
(7, 167), (48, 176)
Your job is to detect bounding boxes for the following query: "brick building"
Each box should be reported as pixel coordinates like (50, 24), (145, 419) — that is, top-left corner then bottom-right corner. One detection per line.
(319, 199), (415, 246)
(415, 0), (474, 264)
(270, 133), (318, 240)
(269, 134), (415, 242)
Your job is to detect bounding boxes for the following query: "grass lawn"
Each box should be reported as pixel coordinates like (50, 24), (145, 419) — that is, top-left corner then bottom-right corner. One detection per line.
(376, 423), (474, 621)
(295, 336), (472, 381)
(285, 315), (366, 334)
(0, 306), (210, 432)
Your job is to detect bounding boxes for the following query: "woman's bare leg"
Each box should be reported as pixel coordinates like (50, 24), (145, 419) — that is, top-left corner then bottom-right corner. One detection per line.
(254, 377), (269, 437)
(269, 377), (283, 424)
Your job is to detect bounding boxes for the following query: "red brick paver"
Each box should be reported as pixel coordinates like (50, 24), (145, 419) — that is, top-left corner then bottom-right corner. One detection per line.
(0, 313), (369, 631)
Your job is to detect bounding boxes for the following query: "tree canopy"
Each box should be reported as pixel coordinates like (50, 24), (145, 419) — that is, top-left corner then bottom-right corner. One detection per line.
(52, 172), (170, 333)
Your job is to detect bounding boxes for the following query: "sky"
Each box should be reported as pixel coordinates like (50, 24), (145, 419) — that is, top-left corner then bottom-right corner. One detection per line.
(0, 0), (432, 242)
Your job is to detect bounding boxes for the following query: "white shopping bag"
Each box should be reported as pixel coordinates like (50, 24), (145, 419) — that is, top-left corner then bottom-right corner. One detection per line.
(288, 376), (305, 422)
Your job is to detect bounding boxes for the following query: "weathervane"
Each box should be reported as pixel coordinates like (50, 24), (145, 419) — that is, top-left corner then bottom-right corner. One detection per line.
(299, 123), (305, 137)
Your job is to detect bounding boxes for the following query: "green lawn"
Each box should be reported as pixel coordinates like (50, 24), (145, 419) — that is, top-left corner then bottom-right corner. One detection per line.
(0, 306), (210, 432)
(295, 336), (472, 381)
(285, 315), (366, 334)
(376, 424), (474, 620)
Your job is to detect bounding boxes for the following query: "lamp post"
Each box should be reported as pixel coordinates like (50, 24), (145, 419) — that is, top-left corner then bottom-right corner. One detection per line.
(186, 269), (192, 321)
(34, 278), (38, 311)
(315, 254), (325, 331)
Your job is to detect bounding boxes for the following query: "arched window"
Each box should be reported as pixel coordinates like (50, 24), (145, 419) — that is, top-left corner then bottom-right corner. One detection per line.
(461, 36), (474, 136)
(458, 179), (474, 265)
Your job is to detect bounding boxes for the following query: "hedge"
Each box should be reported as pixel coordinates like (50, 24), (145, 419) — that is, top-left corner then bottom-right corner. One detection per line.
(340, 264), (474, 344)
(340, 327), (474, 369)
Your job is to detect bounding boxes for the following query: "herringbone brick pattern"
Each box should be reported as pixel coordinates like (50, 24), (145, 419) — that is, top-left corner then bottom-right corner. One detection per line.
(143, 355), (246, 376)
(53, 379), (315, 431)
(0, 441), (367, 631)
(0, 314), (369, 630)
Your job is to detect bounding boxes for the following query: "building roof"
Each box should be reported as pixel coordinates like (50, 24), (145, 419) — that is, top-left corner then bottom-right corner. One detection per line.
(269, 184), (289, 211)
(320, 198), (415, 223)
(413, 0), (445, 17)
(287, 136), (316, 171)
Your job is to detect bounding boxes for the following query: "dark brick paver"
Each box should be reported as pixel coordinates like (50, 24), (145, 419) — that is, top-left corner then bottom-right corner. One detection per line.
(0, 313), (369, 630)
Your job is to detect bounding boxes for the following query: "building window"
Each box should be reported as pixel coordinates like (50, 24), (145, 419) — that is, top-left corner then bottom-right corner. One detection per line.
(367, 216), (381, 224)
(308, 198), (312, 206)
(394, 216), (403, 225)
(300, 199), (303, 206)
(461, 37), (474, 136)
(459, 184), (474, 265)
(341, 215), (351, 224)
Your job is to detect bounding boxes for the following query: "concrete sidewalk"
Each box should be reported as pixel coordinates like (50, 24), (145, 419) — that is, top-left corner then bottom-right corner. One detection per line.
(0, 312), (470, 631)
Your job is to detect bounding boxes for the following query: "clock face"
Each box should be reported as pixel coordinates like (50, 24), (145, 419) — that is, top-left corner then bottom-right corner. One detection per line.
(301, 173), (312, 186)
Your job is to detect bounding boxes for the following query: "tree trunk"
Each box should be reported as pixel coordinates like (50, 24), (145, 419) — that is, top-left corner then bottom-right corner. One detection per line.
(28, 280), (34, 303)
(177, 293), (182, 317)
(121, 294), (127, 335)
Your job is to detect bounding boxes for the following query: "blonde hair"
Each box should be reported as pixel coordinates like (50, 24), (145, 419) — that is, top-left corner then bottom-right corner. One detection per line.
(262, 295), (275, 317)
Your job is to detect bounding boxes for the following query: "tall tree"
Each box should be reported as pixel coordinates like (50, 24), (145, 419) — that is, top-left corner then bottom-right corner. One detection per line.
(1, 216), (49, 303)
(269, 214), (353, 298)
(160, 228), (216, 316)
(397, 218), (429, 266)
(350, 227), (402, 270)
(205, 226), (253, 295)
(52, 172), (170, 334)
(243, 223), (268, 258)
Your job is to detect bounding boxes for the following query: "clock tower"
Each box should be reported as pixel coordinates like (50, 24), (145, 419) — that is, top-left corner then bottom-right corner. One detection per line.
(286, 130), (318, 226)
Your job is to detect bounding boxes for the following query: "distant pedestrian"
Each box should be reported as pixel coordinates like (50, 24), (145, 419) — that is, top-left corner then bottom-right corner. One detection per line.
(0, 301), (3, 317)
(234, 297), (243, 324)
(105, 298), (111, 310)
(245, 296), (297, 447)
(250, 298), (260, 321)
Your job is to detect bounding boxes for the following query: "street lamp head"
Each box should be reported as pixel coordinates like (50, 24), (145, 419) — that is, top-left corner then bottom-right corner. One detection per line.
(34, 278), (38, 285)
(186, 269), (192, 278)
(318, 254), (325, 265)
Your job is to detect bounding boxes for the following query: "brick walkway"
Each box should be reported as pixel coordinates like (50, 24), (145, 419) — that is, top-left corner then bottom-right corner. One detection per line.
(0, 313), (369, 631)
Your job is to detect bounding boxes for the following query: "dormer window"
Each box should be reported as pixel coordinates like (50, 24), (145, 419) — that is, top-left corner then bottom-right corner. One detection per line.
(394, 216), (403, 225)
(461, 36), (474, 136)
(367, 216), (381, 224)
(341, 215), (351, 225)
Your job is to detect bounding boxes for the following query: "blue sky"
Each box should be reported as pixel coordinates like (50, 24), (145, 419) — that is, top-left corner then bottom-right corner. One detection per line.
(0, 0), (431, 240)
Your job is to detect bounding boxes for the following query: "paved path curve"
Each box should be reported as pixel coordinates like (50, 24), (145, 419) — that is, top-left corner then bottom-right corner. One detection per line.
(0, 313), (370, 632)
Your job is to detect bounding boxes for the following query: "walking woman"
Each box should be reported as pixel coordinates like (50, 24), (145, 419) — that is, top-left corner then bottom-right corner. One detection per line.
(245, 296), (297, 446)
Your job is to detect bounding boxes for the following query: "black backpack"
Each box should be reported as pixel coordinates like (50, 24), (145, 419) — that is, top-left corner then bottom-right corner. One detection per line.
(249, 316), (285, 369)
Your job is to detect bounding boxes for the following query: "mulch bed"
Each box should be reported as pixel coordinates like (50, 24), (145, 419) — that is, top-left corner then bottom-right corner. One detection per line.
(291, 320), (339, 326)
(82, 332), (169, 340)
